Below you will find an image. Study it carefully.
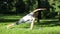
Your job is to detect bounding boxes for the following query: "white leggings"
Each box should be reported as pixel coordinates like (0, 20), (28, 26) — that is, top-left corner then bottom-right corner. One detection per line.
(14, 18), (32, 25)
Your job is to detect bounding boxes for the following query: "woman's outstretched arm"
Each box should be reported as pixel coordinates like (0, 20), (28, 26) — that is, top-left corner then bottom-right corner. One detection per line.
(32, 8), (46, 13)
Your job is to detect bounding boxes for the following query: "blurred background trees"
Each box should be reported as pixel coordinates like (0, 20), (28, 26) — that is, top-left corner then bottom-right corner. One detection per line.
(0, 0), (60, 19)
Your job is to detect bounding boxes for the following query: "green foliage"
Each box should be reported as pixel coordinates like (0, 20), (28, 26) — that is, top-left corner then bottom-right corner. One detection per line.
(49, 0), (60, 12)
(40, 0), (60, 19)
(48, 0), (60, 20)
(0, 0), (38, 14)
(0, 0), (60, 19)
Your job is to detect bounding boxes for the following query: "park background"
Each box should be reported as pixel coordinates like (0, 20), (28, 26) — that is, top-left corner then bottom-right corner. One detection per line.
(0, 0), (60, 34)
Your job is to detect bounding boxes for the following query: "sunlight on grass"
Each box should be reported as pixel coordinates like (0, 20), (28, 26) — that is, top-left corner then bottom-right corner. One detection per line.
(0, 15), (60, 34)
(0, 25), (60, 34)
(0, 22), (60, 34)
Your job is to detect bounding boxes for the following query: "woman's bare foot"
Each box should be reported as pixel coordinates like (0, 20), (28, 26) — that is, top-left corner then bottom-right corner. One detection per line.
(7, 23), (15, 29)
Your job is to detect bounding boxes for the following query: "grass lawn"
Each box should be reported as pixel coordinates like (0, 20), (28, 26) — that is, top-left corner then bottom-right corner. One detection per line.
(0, 14), (60, 34)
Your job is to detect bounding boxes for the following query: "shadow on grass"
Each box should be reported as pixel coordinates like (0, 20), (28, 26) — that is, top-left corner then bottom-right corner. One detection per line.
(0, 19), (19, 22)
(35, 21), (60, 27)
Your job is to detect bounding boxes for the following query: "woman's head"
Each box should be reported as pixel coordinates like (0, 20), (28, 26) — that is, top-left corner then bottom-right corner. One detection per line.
(33, 12), (38, 17)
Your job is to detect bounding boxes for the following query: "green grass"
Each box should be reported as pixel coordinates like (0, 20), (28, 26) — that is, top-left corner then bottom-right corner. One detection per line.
(0, 22), (60, 34)
(0, 14), (60, 34)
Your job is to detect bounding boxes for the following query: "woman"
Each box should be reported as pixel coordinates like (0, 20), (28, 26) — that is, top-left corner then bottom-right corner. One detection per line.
(7, 8), (46, 29)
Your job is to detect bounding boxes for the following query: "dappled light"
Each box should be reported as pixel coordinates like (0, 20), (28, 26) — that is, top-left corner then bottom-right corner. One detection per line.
(0, 0), (60, 34)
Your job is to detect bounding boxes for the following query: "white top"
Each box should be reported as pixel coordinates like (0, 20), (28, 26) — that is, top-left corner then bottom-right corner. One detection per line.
(22, 12), (35, 22)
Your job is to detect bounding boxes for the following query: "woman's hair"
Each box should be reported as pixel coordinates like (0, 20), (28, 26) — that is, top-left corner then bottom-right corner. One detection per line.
(33, 12), (38, 17)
